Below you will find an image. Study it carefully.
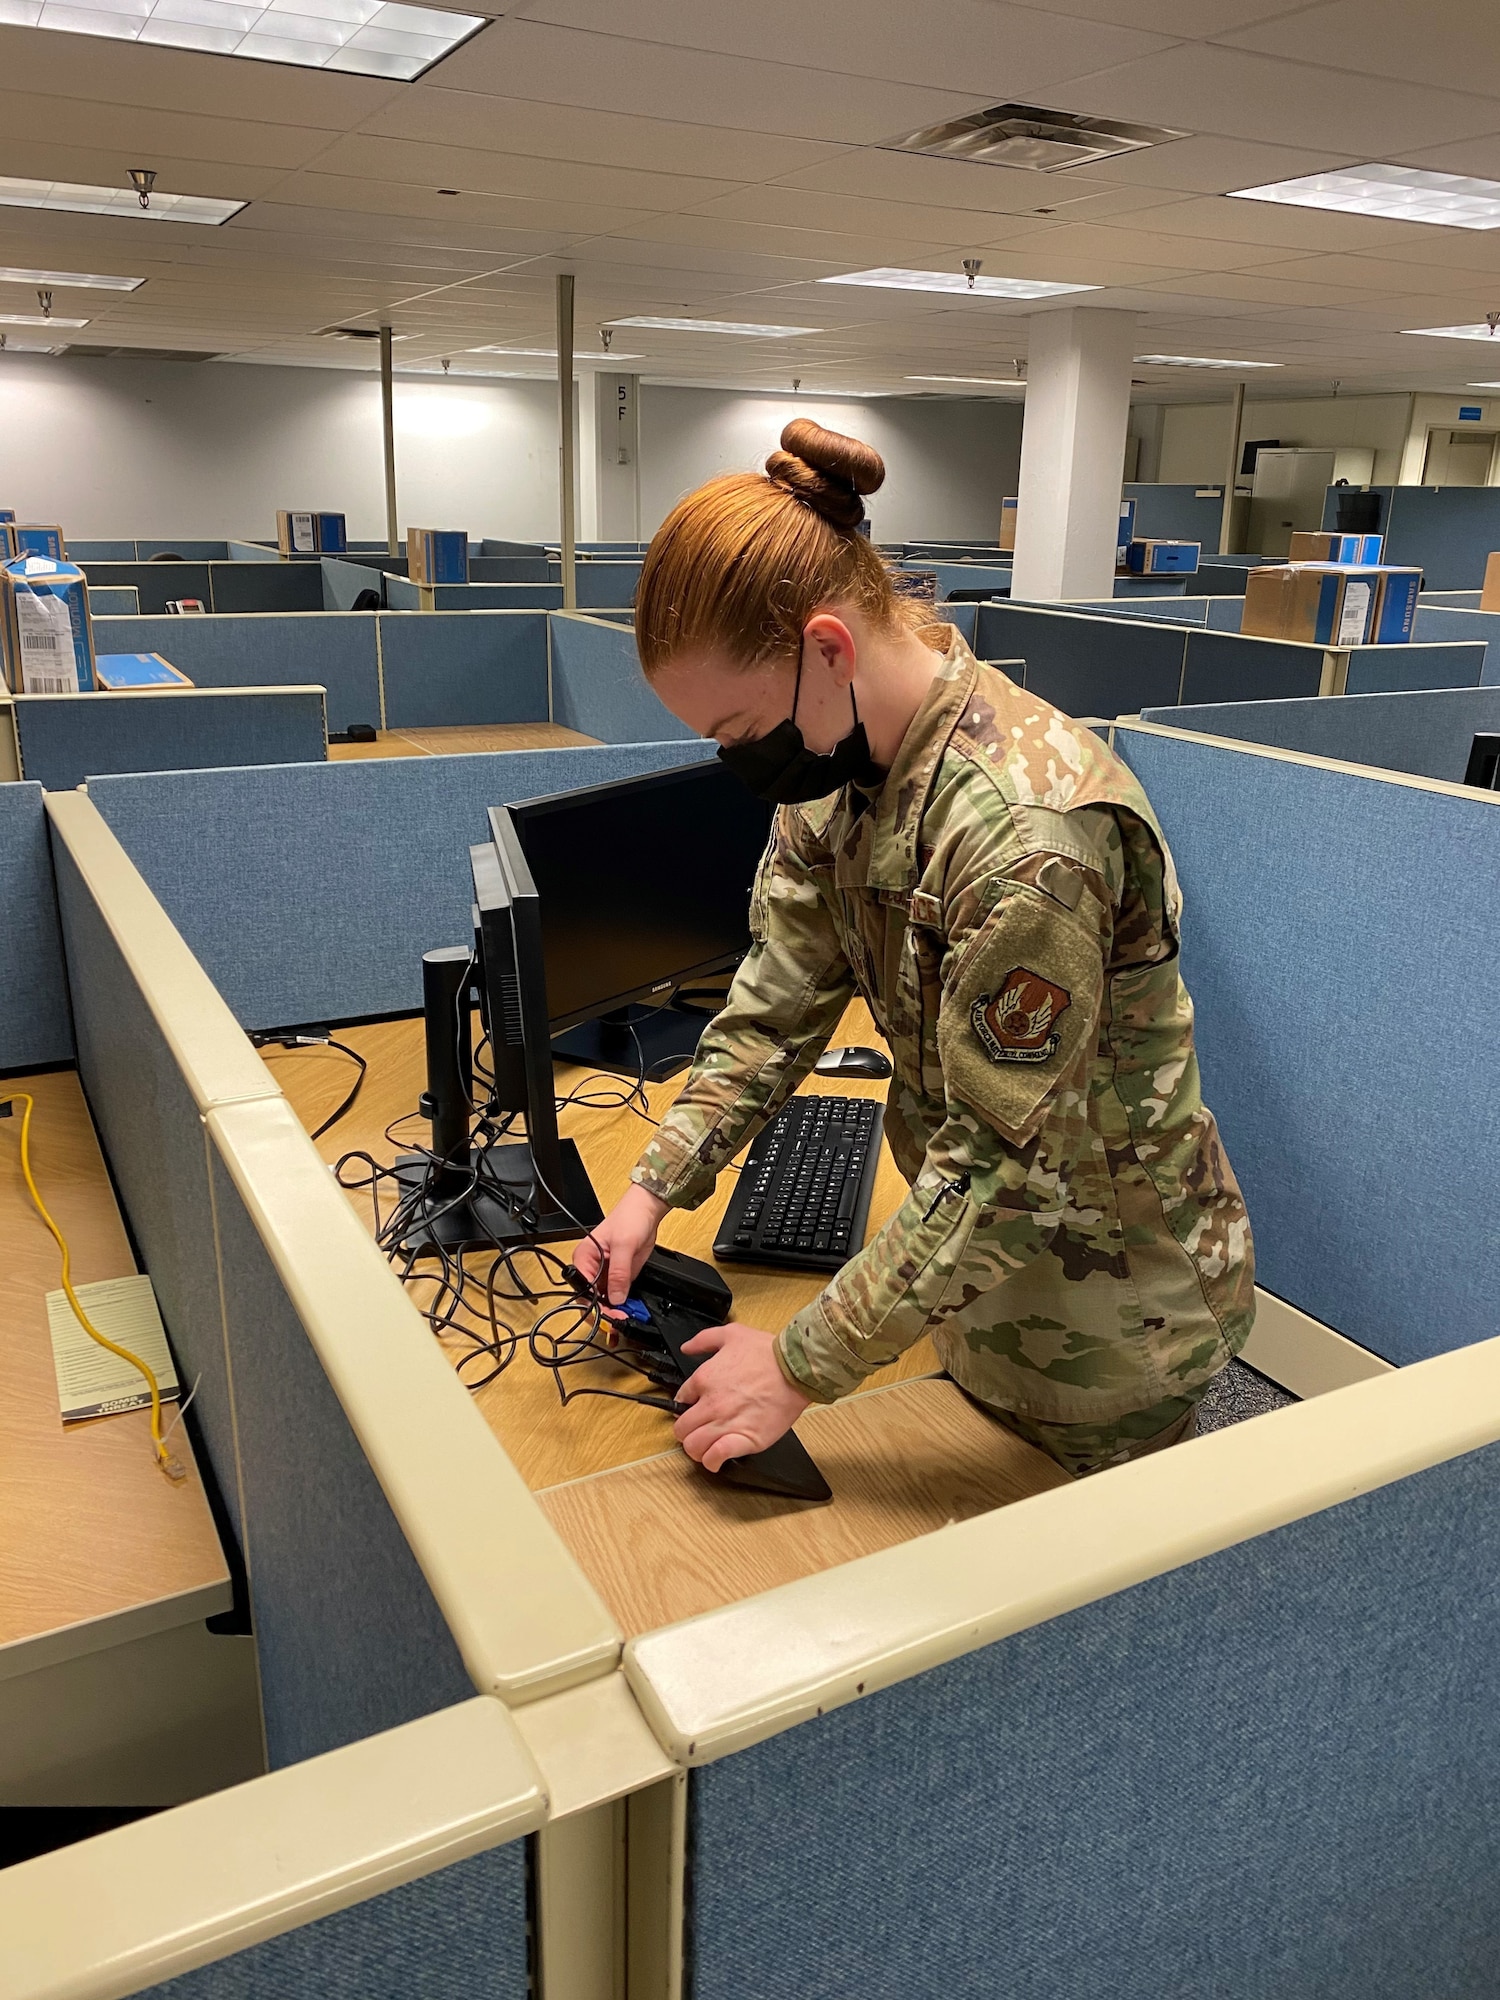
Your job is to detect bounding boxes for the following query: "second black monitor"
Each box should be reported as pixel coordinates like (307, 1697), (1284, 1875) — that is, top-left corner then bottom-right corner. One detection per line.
(508, 759), (774, 1075)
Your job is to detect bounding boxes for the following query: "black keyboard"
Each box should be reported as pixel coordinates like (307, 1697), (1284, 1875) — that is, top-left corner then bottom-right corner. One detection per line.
(713, 1094), (884, 1274)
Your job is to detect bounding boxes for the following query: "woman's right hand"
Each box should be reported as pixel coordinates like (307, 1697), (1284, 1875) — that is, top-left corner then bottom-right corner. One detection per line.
(573, 1183), (671, 1308)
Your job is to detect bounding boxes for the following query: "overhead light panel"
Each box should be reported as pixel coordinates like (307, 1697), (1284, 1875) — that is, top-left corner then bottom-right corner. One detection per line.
(0, 265), (144, 291)
(906, 374), (1026, 386)
(886, 102), (1188, 172)
(610, 317), (818, 337)
(0, 177), (245, 225)
(0, 0), (484, 79)
(822, 268), (1096, 299)
(1135, 355), (1282, 369)
(0, 312), (89, 327)
(1230, 164), (1500, 230)
(1404, 323), (1500, 340)
(468, 346), (644, 360)
(1467, 382), (1500, 388)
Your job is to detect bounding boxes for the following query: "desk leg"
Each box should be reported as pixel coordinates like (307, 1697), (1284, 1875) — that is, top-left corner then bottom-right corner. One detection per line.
(539, 1798), (627, 2000)
(627, 1773), (686, 2000)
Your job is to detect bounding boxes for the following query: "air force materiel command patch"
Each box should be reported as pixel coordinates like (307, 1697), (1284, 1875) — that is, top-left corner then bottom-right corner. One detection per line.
(972, 967), (1072, 1065)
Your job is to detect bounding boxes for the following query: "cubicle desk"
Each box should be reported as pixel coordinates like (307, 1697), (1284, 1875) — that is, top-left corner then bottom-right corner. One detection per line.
(0, 1071), (259, 1805)
(328, 722), (600, 762)
(272, 1003), (1066, 1637)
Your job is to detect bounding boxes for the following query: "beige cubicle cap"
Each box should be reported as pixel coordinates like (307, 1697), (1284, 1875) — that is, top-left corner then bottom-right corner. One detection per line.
(625, 1332), (1500, 1765)
(0, 1697), (544, 2000)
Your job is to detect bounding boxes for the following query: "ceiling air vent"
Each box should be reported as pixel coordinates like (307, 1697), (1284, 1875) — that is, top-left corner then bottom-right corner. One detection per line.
(318, 325), (384, 340)
(885, 102), (1188, 172)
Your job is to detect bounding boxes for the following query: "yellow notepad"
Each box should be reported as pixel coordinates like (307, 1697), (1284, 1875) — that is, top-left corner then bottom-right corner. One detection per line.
(46, 1274), (180, 1424)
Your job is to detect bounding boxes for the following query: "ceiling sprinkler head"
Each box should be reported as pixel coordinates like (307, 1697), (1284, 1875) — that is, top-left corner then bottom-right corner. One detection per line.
(792, 377), (801, 393)
(1487, 310), (1500, 335)
(1013, 356), (1026, 379)
(129, 168), (157, 210)
(441, 357), (450, 374)
(600, 327), (613, 353)
(962, 257), (983, 290)
(37, 289), (52, 319)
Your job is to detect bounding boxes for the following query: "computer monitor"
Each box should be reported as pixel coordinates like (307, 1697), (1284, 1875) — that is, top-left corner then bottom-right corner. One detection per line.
(506, 760), (774, 1076)
(1464, 734), (1500, 791)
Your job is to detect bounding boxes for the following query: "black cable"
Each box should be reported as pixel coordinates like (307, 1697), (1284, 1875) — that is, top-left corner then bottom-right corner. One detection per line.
(252, 1031), (368, 1142)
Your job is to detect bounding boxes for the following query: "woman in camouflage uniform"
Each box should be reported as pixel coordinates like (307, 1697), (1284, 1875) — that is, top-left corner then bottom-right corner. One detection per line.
(573, 420), (1254, 1480)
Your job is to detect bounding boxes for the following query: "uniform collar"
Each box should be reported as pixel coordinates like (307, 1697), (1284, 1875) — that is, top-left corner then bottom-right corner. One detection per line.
(861, 626), (977, 892)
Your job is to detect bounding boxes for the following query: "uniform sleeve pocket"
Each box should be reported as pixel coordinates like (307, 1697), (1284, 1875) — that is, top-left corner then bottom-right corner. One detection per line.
(938, 885), (1104, 1146)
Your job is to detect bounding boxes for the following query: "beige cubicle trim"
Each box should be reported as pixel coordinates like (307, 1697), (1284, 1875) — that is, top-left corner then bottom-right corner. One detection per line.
(0, 697), (18, 783)
(43, 793), (278, 1113)
(0, 1697), (545, 2000)
(207, 1096), (622, 1705)
(624, 1331), (1500, 1766)
(1243, 1289), (1393, 1399)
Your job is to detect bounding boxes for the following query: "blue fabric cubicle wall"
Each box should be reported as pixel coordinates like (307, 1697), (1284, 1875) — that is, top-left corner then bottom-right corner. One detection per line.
(142, 1843), (528, 1999)
(1321, 485), (1500, 589)
(974, 603), (1187, 712)
(383, 574), (564, 611)
(87, 586), (140, 616)
(549, 613), (695, 743)
(14, 689), (327, 791)
(1115, 726), (1500, 1365)
(0, 782), (72, 1070)
(51, 825), (481, 1769)
(1123, 481), (1225, 545)
(94, 614), (380, 736)
(554, 560), (640, 607)
(1413, 603), (1500, 677)
(1342, 640), (1486, 694)
(378, 610), (549, 729)
(87, 741), (718, 1029)
(1177, 630), (1325, 703)
(1143, 685), (1500, 782)
(690, 1441), (1500, 2000)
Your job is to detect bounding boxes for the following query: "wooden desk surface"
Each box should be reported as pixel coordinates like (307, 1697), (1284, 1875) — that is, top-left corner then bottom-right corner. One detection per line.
(0, 1071), (228, 1662)
(273, 1006), (1065, 1632)
(329, 723), (599, 762)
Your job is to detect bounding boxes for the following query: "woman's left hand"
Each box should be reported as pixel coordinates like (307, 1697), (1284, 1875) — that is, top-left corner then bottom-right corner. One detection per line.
(673, 1322), (812, 1473)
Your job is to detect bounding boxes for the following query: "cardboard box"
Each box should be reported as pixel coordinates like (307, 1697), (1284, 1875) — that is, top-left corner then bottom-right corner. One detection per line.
(1242, 565), (1347, 645)
(0, 510), (14, 524)
(1367, 567), (1421, 645)
(0, 557), (95, 693)
(1126, 538), (1200, 575)
(998, 497), (1018, 553)
(1481, 551), (1500, 612)
(1116, 499), (1136, 564)
(1288, 531), (1384, 565)
(2, 524), (66, 560)
(93, 652), (193, 688)
(276, 510), (346, 555)
(407, 527), (469, 586)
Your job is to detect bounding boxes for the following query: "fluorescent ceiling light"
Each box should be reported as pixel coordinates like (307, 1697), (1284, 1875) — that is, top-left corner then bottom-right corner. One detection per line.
(468, 345), (644, 360)
(0, 0), (483, 79)
(906, 374), (1025, 386)
(1404, 324), (1500, 340)
(1467, 382), (1500, 389)
(0, 265), (143, 291)
(1229, 163), (1500, 230)
(822, 268), (1096, 299)
(610, 317), (818, 337)
(1135, 354), (1282, 369)
(0, 312), (89, 327)
(0, 177), (245, 225)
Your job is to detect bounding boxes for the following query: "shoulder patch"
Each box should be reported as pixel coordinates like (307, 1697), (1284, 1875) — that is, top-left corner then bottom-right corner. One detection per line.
(972, 969), (1071, 1065)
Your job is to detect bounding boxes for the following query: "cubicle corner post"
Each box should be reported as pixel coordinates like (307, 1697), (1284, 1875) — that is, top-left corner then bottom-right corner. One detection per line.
(0, 697), (19, 783)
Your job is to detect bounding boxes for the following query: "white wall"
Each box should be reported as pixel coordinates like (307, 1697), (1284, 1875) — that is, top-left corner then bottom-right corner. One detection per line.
(639, 386), (1024, 543)
(1155, 394), (1413, 487)
(0, 353), (563, 542)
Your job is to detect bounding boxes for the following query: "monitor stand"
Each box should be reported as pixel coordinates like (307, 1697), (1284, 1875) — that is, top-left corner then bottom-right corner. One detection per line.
(550, 1003), (708, 1079)
(393, 1139), (601, 1257)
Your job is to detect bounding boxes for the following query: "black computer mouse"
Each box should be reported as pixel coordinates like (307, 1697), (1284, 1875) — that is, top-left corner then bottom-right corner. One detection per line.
(814, 1045), (893, 1080)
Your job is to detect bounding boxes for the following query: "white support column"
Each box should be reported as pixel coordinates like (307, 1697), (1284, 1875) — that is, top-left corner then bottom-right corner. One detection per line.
(594, 372), (641, 542)
(1010, 308), (1138, 602)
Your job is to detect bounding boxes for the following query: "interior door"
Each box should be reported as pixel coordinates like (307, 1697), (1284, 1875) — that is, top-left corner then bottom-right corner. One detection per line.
(1422, 429), (1499, 485)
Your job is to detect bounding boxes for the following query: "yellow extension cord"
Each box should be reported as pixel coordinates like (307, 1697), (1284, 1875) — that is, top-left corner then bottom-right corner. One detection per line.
(5, 1092), (185, 1483)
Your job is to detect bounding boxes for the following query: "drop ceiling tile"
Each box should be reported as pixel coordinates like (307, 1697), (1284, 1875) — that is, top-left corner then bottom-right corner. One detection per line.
(1246, 253), (1498, 294)
(1132, 271), (1397, 307)
(1056, 44), (1500, 155)
(1220, 0), (1500, 101)
(976, 219), (1279, 271)
(0, 21), (406, 127)
(603, 210), (943, 269)
(1076, 132), (1358, 193)
(1121, 194), (1428, 254)
(1395, 134), (1500, 181)
(303, 136), (728, 211)
(1006, 0), (1323, 31)
(0, 90), (341, 173)
(355, 88), (847, 181)
(0, 140), (279, 202)
(684, 184), (1014, 248)
(509, 0), (1173, 97)
(431, 19), (986, 144)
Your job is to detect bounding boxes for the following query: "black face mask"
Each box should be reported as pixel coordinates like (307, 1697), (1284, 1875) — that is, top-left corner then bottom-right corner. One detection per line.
(717, 660), (886, 804)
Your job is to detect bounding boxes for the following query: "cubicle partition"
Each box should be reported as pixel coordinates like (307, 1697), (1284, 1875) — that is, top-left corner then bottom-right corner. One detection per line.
(93, 612), (378, 736)
(1142, 684), (1500, 783)
(1123, 480), (1227, 546)
(547, 558), (641, 607)
(383, 574), (564, 612)
(1321, 484), (1500, 589)
(0, 779), (72, 1070)
(86, 586), (140, 617)
(70, 542), (233, 563)
(9, 686), (328, 791)
(78, 561), (324, 617)
(549, 611), (693, 744)
(378, 609), (549, 729)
